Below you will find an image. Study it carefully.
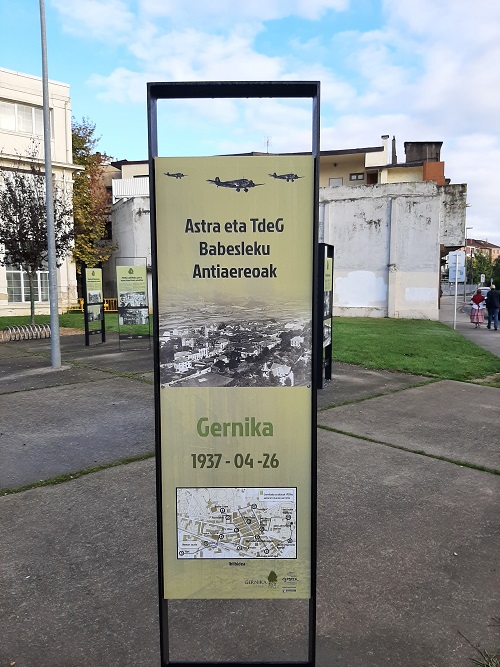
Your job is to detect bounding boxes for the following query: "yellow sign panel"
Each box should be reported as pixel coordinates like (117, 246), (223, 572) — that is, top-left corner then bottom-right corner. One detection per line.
(116, 265), (147, 302)
(85, 268), (103, 304)
(155, 155), (314, 599)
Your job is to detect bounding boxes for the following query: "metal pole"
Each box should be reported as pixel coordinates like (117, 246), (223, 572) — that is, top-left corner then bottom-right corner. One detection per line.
(453, 254), (458, 330)
(39, 0), (61, 368)
(464, 227), (473, 302)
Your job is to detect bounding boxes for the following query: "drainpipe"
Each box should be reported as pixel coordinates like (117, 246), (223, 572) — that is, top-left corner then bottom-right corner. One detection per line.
(387, 198), (397, 318)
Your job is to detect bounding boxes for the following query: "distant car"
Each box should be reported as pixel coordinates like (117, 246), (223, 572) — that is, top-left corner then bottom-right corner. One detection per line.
(479, 287), (491, 298)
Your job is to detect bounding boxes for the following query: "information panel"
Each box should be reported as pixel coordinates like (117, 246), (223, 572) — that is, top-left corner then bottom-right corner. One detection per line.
(84, 267), (104, 340)
(155, 154), (314, 600)
(116, 265), (150, 337)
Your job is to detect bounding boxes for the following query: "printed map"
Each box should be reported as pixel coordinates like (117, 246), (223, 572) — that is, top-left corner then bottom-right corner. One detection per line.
(176, 487), (297, 559)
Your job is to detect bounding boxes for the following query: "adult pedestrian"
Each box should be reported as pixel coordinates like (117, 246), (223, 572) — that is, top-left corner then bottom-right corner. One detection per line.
(485, 284), (500, 331)
(470, 288), (486, 328)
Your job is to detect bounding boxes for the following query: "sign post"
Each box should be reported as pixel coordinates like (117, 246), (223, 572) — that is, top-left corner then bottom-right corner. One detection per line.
(148, 81), (319, 666)
(82, 266), (105, 345)
(115, 257), (151, 349)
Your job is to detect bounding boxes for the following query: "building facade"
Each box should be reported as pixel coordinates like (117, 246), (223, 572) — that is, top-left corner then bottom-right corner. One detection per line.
(104, 136), (466, 320)
(320, 181), (466, 319)
(0, 68), (78, 316)
(463, 239), (500, 262)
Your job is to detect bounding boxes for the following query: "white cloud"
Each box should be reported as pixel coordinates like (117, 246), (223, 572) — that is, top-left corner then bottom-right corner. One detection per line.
(51, 0), (500, 243)
(139, 0), (348, 23)
(50, 0), (135, 42)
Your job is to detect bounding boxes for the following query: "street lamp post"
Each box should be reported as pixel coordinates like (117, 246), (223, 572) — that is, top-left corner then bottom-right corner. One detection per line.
(39, 0), (61, 368)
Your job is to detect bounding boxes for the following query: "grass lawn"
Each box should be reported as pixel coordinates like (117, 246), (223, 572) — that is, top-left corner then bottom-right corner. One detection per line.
(1, 313), (499, 384)
(0, 312), (149, 336)
(333, 317), (500, 383)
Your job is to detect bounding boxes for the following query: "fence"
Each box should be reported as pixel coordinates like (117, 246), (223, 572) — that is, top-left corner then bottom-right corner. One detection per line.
(78, 298), (118, 312)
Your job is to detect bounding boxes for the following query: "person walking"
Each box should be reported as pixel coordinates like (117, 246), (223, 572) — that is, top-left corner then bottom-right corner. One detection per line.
(485, 284), (500, 331)
(470, 288), (486, 328)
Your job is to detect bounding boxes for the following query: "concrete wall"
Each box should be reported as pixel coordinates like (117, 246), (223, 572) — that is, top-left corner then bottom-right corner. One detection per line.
(103, 197), (152, 301)
(320, 156), (366, 188)
(320, 181), (467, 320)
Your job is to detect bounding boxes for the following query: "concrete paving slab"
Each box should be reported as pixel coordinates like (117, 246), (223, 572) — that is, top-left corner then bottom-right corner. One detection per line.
(62, 346), (153, 376)
(0, 355), (114, 394)
(316, 429), (500, 667)
(0, 460), (159, 667)
(318, 379), (500, 471)
(0, 377), (154, 490)
(0, 342), (36, 360)
(1, 434), (499, 666)
(440, 295), (500, 358)
(318, 362), (430, 410)
(2, 333), (154, 375)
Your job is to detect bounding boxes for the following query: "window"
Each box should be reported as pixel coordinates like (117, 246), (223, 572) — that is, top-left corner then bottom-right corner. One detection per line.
(6, 266), (49, 303)
(0, 100), (44, 136)
(349, 172), (364, 181)
(329, 177), (343, 187)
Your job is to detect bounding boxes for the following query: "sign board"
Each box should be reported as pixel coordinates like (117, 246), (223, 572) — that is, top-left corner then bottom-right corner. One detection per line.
(116, 264), (150, 342)
(155, 154), (313, 599)
(319, 244), (333, 388)
(480, 273), (485, 284)
(83, 267), (105, 344)
(448, 251), (466, 283)
(148, 79), (319, 667)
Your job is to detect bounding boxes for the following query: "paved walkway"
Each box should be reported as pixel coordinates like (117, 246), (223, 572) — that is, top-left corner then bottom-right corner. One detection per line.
(439, 294), (500, 357)
(0, 329), (499, 666)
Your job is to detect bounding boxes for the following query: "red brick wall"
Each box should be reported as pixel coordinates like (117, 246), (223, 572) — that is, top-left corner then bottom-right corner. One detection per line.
(423, 161), (445, 185)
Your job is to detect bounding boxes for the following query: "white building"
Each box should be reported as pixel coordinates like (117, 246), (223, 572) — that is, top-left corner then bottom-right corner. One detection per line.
(104, 137), (466, 320)
(320, 180), (466, 319)
(0, 68), (78, 316)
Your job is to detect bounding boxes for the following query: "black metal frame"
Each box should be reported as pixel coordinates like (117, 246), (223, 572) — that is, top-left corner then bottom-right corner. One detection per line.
(147, 81), (320, 667)
(317, 244), (334, 389)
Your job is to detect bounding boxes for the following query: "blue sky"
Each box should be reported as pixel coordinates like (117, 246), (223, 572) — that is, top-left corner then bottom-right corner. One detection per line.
(1, 0), (499, 244)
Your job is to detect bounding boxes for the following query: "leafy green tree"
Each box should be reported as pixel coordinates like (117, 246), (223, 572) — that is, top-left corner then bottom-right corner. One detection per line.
(472, 251), (493, 284)
(71, 118), (114, 282)
(0, 151), (73, 324)
(492, 256), (500, 287)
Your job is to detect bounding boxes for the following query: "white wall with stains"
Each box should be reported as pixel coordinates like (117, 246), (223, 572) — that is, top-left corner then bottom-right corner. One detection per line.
(320, 182), (467, 320)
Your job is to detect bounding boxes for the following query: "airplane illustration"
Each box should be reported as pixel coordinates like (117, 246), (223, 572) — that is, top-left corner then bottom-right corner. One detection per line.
(206, 177), (264, 192)
(268, 172), (303, 182)
(164, 172), (187, 179)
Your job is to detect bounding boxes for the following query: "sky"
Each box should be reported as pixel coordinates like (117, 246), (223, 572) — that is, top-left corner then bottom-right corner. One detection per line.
(1, 0), (499, 245)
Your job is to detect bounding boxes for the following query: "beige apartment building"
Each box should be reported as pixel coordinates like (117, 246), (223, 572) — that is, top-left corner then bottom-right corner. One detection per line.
(463, 239), (500, 262)
(0, 67), (78, 316)
(105, 136), (466, 320)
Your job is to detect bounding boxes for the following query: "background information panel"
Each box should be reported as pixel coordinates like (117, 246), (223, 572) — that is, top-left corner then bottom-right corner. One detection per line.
(155, 154), (314, 599)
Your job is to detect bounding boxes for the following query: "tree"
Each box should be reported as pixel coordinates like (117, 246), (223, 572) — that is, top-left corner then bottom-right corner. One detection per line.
(0, 151), (73, 324)
(71, 118), (115, 282)
(492, 256), (500, 287)
(471, 251), (492, 284)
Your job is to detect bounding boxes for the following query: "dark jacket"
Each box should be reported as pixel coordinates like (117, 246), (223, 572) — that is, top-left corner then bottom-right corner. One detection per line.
(485, 288), (500, 310)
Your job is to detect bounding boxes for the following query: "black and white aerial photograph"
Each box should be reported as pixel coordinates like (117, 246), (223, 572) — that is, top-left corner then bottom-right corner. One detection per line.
(87, 290), (102, 304)
(159, 300), (311, 388)
(118, 291), (147, 308)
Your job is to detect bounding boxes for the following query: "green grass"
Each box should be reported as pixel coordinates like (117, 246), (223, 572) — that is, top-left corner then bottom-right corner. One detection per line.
(332, 317), (500, 382)
(0, 312), (150, 336)
(2, 313), (499, 383)
(0, 312), (85, 329)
